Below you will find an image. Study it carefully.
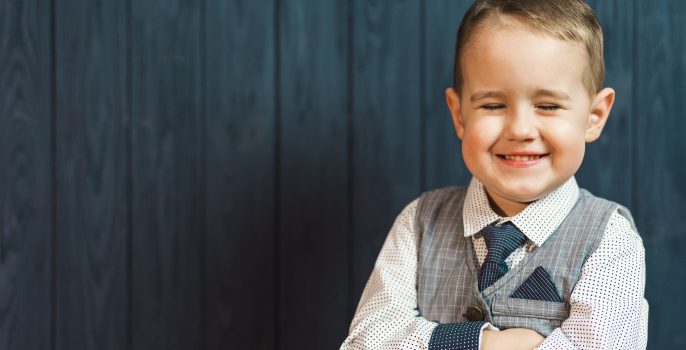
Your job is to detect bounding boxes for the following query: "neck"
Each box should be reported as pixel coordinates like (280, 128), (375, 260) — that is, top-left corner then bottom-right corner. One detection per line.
(485, 190), (530, 217)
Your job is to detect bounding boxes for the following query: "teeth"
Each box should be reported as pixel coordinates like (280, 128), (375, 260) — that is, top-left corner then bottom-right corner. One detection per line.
(504, 154), (543, 161)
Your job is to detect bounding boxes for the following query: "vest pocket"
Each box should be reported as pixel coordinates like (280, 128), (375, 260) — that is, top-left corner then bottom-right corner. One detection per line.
(491, 297), (568, 320)
(490, 297), (569, 336)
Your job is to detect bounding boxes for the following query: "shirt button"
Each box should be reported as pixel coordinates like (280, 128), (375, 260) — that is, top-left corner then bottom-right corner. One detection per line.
(463, 306), (485, 321)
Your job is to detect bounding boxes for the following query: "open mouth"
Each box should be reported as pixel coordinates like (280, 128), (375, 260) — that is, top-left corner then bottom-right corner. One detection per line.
(496, 154), (548, 161)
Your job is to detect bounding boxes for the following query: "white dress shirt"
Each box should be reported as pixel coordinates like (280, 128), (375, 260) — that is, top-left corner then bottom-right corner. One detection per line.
(340, 176), (648, 349)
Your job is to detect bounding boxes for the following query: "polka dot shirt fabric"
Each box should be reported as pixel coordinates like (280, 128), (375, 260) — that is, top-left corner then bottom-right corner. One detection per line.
(340, 176), (648, 350)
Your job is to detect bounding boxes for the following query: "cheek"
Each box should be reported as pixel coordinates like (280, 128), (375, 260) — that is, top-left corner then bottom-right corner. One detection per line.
(543, 120), (587, 167)
(461, 120), (500, 175)
(462, 127), (492, 159)
(463, 118), (500, 148)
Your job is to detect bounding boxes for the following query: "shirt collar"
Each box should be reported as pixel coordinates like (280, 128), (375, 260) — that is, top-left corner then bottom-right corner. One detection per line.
(462, 176), (580, 247)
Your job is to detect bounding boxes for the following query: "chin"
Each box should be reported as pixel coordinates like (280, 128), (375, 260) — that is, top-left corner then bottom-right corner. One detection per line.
(498, 186), (550, 203)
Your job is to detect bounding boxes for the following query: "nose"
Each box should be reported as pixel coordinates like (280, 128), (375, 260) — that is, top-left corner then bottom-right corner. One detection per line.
(504, 106), (538, 142)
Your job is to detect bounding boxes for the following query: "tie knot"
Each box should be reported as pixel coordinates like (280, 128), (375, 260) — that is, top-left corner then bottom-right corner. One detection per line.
(481, 221), (527, 262)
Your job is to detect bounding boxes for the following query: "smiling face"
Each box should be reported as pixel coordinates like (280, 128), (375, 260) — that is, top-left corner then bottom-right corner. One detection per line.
(446, 17), (615, 216)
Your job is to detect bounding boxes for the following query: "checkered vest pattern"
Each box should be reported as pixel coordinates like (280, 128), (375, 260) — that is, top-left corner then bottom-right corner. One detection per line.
(414, 186), (636, 336)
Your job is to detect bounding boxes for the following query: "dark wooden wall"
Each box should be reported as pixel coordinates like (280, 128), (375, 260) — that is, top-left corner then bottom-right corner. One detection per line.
(0, 0), (684, 349)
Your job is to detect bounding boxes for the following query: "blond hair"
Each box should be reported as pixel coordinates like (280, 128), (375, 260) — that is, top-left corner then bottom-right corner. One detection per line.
(453, 0), (604, 96)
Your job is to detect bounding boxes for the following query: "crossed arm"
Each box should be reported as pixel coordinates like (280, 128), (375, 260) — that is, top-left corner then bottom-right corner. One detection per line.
(340, 200), (647, 350)
(482, 329), (544, 350)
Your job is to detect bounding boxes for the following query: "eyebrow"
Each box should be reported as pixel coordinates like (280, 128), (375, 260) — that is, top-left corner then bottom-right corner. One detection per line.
(469, 89), (571, 102)
(470, 91), (506, 102)
(533, 89), (571, 101)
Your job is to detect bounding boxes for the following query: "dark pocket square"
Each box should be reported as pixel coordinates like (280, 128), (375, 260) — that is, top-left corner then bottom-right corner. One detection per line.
(510, 266), (564, 303)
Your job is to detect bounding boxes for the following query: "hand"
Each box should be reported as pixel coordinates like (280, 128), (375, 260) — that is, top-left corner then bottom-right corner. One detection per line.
(481, 328), (545, 350)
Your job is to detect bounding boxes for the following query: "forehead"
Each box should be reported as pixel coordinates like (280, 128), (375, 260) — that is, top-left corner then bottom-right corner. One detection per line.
(461, 17), (589, 97)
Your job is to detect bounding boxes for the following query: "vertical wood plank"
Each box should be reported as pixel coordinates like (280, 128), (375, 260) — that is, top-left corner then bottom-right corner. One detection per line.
(423, 0), (473, 191)
(54, 0), (129, 348)
(278, 1), (350, 348)
(352, 0), (422, 311)
(131, 0), (204, 348)
(204, 1), (276, 349)
(0, 0), (52, 349)
(636, 1), (686, 348)
(577, 0), (634, 207)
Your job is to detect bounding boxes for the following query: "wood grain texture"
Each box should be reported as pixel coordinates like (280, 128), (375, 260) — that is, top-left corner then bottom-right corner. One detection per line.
(0, 1), (52, 349)
(352, 0), (422, 306)
(423, 0), (474, 191)
(3, 2), (686, 349)
(635, 1), (686, 348)
(278, 1), (350, 348)
(577, 0), (634, 207)
(54, 0), (129, 349)
(131, 1), (204, 349)
(204, 1), (276, 349)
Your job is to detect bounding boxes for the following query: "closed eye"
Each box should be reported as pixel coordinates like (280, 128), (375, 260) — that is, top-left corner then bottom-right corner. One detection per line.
(537, 105), (561, 111)
(482, 104), (505, 111)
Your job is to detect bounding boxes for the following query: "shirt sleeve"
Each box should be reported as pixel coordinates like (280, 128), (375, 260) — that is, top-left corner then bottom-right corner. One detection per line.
(535, 209), (648, 349)
(340, 199), (493, 350)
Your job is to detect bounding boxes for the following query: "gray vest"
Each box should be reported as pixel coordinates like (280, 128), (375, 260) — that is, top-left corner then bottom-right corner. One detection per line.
(414, 186), (636, 336)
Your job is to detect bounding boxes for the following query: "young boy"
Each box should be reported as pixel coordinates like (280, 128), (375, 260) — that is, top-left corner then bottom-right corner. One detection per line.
(340, 0), (647, 349)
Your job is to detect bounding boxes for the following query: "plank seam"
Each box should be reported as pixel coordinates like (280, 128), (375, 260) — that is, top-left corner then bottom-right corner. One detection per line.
(199, 0), (208, 348)
(420, 0), (426, 193)
(50, 0), (58, 348)
(346, 0), (356, 328)
(125, 0), (134, 348)
(274, 0), (282, 349)
(631, 0), (638, 221)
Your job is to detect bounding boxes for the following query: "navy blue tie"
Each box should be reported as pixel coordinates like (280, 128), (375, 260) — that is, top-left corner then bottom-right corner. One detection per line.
(478, 222), (527, 291)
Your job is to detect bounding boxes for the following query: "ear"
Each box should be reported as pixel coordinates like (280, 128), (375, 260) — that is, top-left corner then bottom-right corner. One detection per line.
(585, 87), (615, 142)
(445, 87), (465, 140)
